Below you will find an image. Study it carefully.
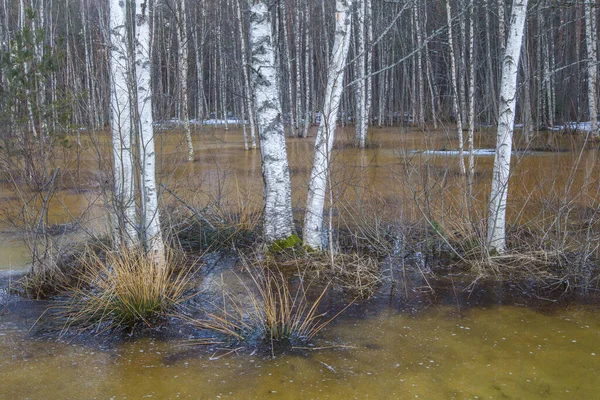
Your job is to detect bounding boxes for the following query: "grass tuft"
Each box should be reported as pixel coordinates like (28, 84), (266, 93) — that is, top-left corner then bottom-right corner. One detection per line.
(59, 248), (192, 333)
(186, 256), (353, 349)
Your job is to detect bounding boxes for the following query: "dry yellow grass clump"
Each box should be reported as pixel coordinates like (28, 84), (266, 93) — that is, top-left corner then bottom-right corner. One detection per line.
(61, 248), (191, 332)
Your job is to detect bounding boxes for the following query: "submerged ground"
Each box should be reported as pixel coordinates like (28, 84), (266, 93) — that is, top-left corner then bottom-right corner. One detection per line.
(1, 125), (599, 398)
(1, 269), (599, 399)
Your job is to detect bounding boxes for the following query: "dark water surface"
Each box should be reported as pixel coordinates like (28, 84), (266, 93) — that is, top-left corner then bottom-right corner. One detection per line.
(1, 282), (599, 399)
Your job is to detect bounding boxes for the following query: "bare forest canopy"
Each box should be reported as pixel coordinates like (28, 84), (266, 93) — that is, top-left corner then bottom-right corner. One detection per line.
(0, 0), (598, 131)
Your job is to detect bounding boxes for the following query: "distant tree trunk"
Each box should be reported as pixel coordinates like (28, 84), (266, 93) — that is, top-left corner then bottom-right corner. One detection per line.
(176, 0), (194, 162)
(484, 0), (498, 124)
(487, 0), (529, 254)
(355, 0), (367, 147)
(301, 0), (312, 139)
(364, 0), (373, 128)
(498, 0), (506, 55)
(235, 0), (257, 148)
(521, 34), (533, 143)
(446, 0), (466, 176)
(81, 0), (99, 128)
(294, 0), (302, 135)
(281, 0), (297, 136)
(217, 5), (228, 130)
(377, 42), (387, 128)
(467, 0), (476, 186)
(109, 0), (137, 248)
(413, 0), (425, 128)
(321, 0), (330, 68)
(249, 1), (295, 243)
(134, 0), (164, 263)
(303, 0), (353, 250)
(585, 0), (599, 137)
(193, 4), (206, 120)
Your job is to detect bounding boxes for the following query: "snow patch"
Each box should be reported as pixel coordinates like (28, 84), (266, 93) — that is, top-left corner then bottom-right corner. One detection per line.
(420, 149), (497, 156)
(549, 121), (597, 132)
(153, 118), (247, 128)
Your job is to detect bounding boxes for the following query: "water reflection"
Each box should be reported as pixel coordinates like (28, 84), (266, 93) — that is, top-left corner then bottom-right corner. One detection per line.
(1, 303), (598, 399)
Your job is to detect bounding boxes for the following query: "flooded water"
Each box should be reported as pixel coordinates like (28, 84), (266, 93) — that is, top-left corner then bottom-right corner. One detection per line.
(1, 126), (599, 398)
(1, 293), (599, 399)
(1, 125), (598, 270)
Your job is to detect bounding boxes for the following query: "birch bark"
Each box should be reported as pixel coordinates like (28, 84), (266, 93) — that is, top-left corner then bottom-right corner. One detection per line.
(303, 0), (353, 250)
(467, 0), (475, 185)
(249, 1), (295, 242)
(281, 0), (297, 136)
(354, 0), (366, 147)
(176, 0), (194, 161)
(487, 0), (529, 254)
(193, 5), (205, 120)
(134, 0), (164, 262)
(585, 0), (599, 137)
(302, 0), (311, 139)
(364, 0), (372, 129)
(483, 0), (497, 123)
(446, 0), (466, 176)
(109, 0), (137, 248)
(294, 0), (302, 135)
(235, 0), (257, 148)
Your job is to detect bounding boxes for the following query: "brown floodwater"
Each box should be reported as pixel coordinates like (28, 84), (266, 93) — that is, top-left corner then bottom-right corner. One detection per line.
(1, 125), (600, 398)
(1, 124), (598, 270)
(1, 296), (599, 399)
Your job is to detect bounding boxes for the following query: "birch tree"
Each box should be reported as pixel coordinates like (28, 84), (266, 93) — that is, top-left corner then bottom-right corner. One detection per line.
(249, 1), (295, 242)
(235, 0), (257, 148)
(354, 0), (367, 147)
(446, 0), (466, 176)
(467, 0), (476, 185)
(109, 0), (137, 248)
(176, 0), (194, 162)
(364, 0), (372, 130)
(303, 0), (353, 250)
(487, 0), (529, 254)
(134, 0), (165, 262)
(584, 0), (598, 137)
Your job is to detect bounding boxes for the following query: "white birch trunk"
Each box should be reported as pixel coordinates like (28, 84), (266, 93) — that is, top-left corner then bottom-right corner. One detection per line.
(354, 0), (367, 147)
(446, 0), (466, 176)
(216, 5), (228, 131)
(176, 0), (194, 162)
(193, 5), (206, 120)
(249, 1), (295, 242)
(364, 0), (373, 129)
(377, 44), (386, 128)
(585, 0), (599, 137)
(135, 0), (164, 263)
(281, 0), (297, 136)
(413, 0), (425, 128)
(487, 0), (529, 254)
(467, 0), (476, 185)
(302, 1), (312, 139)
(294, 0), (302, 135)
(109, 0), (137, 248)
(484, 0), (498, 123)
(522, 40), (533, 143)
(303, 0), (353, 250)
